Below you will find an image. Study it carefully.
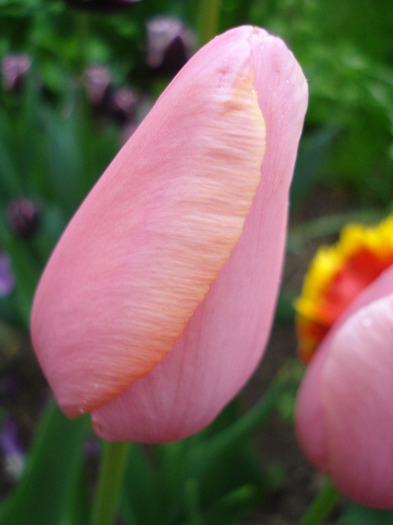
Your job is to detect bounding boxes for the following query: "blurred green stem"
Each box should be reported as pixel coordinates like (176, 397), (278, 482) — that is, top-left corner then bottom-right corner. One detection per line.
(197, 0), (220, 45)
(91, 441), (131, 525)
(298, 479), (340, 525)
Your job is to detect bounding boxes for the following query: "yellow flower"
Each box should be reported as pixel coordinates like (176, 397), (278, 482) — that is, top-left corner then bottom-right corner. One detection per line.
(295, 215), (393, 363)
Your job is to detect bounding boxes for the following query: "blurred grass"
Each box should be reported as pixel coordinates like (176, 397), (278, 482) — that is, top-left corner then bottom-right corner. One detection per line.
(1, 0), (392, 206)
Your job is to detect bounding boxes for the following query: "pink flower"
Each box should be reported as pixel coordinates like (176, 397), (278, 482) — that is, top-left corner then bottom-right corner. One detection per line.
(31, 26), (308, 443)
(296, 265), (393, 507)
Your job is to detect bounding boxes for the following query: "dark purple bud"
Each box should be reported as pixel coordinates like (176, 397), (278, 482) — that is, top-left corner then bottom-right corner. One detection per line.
(146, 17), (195, 77)
(6, 198), (41, 239)
(83, 64), (113, 110)
(1, 54), (32, 93)
(0, 252), (14, 297)
(64, 0), (141, 12)
(109, 88), (137, 125)
(0, 419), (25, 481)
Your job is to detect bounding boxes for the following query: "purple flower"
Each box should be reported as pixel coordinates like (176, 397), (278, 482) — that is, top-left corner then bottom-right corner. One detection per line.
(1, 54), (32, 93)
(83, 64), (113, 109)
(7, 198), (41, 239)
(109, 88), (137, 125)
(0, 252), (14, 296)
(146, 16), (195, 77)
(0, 420), (25, 481)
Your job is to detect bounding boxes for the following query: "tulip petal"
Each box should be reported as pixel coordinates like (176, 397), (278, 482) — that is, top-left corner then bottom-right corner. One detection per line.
(296, 264), (393, 507)
(294, 345), (330, 470)
(31, 27), (267, 417)
(92, 27), (308, 442)
(323, 295), (393, 507)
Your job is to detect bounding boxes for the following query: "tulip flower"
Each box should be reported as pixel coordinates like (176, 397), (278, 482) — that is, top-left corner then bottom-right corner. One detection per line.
(295, 216), (393, 507)
(31, 26), (308, 443)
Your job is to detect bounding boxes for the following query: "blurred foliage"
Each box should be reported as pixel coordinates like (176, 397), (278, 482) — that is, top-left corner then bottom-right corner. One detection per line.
(0, 372), (291, 525)
(339, 504), (393, 525)
(245, 0), (393, 206)
(0, 401), (91, 525)
(1, 0), (392, 210)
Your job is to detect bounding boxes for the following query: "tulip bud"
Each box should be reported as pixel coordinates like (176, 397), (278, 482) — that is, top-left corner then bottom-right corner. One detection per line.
(1, 54), (32, 93)
(295, 218), (393, 508)
(146, 16), (195, 77)
(109, 88), (137, 125)
(6, 198), (41, 239)
(83, 64), (113, 111)
(31, 27), (308, 443)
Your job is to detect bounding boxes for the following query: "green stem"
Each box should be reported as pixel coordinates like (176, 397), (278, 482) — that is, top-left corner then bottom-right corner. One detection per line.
(91, 441), (131, 525)
(298, 479), (340, 525)
(197, 0), (221, 46)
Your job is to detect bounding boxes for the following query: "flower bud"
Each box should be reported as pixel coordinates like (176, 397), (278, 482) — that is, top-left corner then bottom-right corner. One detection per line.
(83, 64), (113, 111)
(6, 198), (41, 239)
(146, 16), (195, 77)
(1, 54), (32, 93)
(109, 88), (137, 125)
(31, 27), (308, 444)
(0, 252), (14, 297)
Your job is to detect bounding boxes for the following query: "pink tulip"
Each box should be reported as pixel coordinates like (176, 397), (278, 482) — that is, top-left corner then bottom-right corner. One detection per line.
(31, 26), (308, 443)
(296, 265), (393, 507)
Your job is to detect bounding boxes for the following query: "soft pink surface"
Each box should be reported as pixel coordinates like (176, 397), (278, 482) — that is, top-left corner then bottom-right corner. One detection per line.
(91, 27), (308, 442)
(31, 26), (266, 417)
(296, 265), (393, 507)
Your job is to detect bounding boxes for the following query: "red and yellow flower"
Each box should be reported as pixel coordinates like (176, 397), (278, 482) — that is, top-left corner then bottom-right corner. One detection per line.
(295, 215), (393, 362)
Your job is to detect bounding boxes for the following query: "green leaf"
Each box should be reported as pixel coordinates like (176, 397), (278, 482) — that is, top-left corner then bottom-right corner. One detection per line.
(190, 371), (289, 472)
(121, 373), (290, 525)
(0, 400), (91, 525)
(0, 217), (41, 327)
(121, 444), (163, 525)
(202, 484), (258, 525)
(0, 109), (24, 197)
